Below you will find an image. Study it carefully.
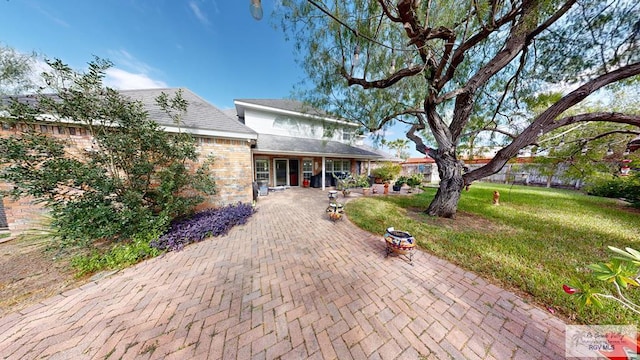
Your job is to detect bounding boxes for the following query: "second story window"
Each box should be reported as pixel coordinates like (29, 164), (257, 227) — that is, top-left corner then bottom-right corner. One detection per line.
(342, 130), (352, 141)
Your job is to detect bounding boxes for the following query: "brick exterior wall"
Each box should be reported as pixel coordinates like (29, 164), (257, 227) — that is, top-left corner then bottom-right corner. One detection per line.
(0, 124), (253, 233)
(0, 124), (94, 232)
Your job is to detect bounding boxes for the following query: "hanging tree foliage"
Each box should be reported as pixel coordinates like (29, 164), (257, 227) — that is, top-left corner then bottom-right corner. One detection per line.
(275, 0), (640, 218)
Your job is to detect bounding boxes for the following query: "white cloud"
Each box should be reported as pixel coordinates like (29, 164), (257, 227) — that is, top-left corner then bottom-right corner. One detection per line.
(104, 68), (167, 90)
(103, 49), (167, 89)
(107, 49), (158, 75)
(189, 1), (210, 25)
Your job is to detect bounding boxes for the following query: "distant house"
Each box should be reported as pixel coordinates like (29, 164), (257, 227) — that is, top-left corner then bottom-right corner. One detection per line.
(401, 157), (440, 183)
(0, 90), (387, 232)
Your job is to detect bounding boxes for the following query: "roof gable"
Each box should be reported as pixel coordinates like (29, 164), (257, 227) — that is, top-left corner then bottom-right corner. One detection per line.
(234, 99), (326, 117)
(233, 98), (358, 128)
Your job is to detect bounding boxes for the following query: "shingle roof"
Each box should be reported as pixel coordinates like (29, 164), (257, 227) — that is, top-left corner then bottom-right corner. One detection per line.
(254, 134), (382, 159)
(121, 88), (256, 137)
(4, 88), (257, 139)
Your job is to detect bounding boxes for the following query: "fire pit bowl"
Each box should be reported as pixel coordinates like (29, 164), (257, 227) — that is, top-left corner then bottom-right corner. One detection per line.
(384, 227), (416, 264)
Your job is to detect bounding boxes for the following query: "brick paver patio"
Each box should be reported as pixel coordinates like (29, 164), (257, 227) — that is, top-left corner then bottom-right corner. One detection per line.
(0, 187), (567, 359)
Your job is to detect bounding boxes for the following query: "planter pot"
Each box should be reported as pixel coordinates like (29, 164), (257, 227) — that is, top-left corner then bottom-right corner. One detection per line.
(302, 179), (310, 187)
(392, 185), (402, 192)
(362, 188), (370, 196)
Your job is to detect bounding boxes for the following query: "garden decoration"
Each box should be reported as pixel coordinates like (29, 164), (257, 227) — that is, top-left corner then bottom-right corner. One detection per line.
(326, 202), (344, 222)
(328, 190), (338, 201)
(493, 190), (500, 205)
(621, 159), (632, 176)
(384, 227), (416, 265)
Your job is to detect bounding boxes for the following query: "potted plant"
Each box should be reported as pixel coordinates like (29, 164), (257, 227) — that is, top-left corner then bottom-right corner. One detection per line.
(371, 162), (402, 184)
(393, 176), (407, 192)
(351, 174), (367, 194)
(334, 174), (354, 196)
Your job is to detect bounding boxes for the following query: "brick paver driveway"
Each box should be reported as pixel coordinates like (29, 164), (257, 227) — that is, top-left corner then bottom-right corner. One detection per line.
(0, 188), (566, 359)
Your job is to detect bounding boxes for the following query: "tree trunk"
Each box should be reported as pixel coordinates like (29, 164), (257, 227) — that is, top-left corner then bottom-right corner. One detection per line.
(425, 152), (464, 218)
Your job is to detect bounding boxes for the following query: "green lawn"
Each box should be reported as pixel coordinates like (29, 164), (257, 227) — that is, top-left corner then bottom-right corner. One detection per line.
(346, 182), (640, 325)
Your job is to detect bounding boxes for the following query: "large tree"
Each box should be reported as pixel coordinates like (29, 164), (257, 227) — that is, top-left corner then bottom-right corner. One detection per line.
(274, 0), (640, 217)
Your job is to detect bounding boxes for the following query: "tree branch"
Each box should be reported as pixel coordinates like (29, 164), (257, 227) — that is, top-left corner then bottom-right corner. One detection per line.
(449, 1), (578, 140)
(551, 112), (640, 130)
(463, 61), (640, 183)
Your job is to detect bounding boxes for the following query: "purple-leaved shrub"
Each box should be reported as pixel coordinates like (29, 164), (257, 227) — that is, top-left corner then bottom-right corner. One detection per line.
(151, 202), (254, 251)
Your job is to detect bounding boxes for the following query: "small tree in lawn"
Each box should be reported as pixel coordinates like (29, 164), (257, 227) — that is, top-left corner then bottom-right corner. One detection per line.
(0, 58), (216, 248)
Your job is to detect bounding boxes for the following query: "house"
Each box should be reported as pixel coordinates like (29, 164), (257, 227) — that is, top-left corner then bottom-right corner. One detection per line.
(1, 88), (259, 232)
(0, 89), (385, 232)
(401, 157), (440, 183)
(233, 99), (383, 190)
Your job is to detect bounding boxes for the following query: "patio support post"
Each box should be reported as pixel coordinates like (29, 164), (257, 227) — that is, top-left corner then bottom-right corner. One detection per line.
(322, 156), (326, 191)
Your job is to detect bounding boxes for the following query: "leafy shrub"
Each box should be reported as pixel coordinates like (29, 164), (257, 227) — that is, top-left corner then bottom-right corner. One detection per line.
(394, 176), (407, 187)
(406, 173), (424, 188)
(371, 162), (402, 182)
(584, 173), (640, 207)
(71, 230), (163, 277)
(151, 202), (255, 251)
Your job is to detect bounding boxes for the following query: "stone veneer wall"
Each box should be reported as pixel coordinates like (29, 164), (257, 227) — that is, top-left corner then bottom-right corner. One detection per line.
(195, 137), (253, 209)
(0, 124), (253, 233)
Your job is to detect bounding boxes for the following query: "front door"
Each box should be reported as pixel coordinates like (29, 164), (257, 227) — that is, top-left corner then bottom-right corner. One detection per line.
(275, 159), (288, 186)
(289, 159), (299, 186)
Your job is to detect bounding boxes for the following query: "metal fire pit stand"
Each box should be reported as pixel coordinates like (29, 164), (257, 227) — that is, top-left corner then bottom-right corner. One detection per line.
(384, 227), (416, 265)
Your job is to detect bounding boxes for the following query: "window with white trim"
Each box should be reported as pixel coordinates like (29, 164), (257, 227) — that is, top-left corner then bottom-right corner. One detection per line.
(326, 159), (351, 174)
(342, 129), (352, 141)
(302, 159), (313, 180)
(255, 159), (270, 181)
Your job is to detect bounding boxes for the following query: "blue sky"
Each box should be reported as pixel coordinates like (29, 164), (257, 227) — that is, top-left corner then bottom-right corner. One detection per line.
(0, 0), (419, 157)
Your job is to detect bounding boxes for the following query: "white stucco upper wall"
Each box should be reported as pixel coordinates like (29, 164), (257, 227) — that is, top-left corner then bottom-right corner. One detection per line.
(243, 108), (355, 143)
